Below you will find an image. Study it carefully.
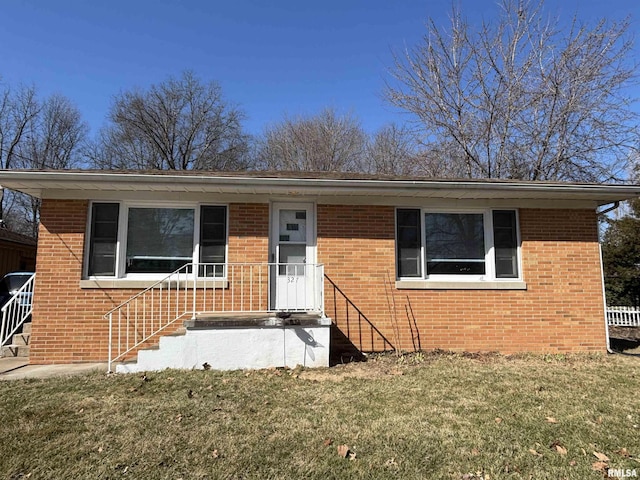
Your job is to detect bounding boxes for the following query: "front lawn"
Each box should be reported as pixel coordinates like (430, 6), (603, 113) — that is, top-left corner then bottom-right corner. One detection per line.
(0, 352), (638, 479)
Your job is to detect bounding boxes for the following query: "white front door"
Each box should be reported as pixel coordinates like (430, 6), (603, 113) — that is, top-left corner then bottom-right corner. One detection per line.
(271, 203), (315, 311)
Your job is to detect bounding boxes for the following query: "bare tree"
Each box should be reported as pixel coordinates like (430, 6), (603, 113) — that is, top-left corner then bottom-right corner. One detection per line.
(0, 84), (41, 235)
(14, 95), (88, 236)
(0, 83), (87, 237)
(92, 71), (249, 171)
(256, 108), (367, 172)
(386, 0), (639, 181)
(365, 124), (421, 175)
(21, 94), (88, 170)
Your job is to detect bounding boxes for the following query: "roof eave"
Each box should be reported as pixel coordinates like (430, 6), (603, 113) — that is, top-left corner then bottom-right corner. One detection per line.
(1, 170), (639, 205)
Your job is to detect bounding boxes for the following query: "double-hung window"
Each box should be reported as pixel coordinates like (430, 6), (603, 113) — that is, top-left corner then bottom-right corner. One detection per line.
(86, 202), (227, 278)
(396, 208), (521, 283)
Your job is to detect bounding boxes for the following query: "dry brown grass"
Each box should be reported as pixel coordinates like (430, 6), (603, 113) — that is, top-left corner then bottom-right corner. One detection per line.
(0, 352), (639, 479)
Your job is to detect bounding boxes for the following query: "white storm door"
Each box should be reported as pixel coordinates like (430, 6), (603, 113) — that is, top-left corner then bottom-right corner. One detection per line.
(271, 203), (315, 311)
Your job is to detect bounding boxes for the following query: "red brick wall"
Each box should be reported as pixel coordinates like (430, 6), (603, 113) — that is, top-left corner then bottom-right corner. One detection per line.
(318, 205), (606, 354)
(30, 200), (606, 363)
(30, 200), (270, 364)
(31, 199), (112, 363)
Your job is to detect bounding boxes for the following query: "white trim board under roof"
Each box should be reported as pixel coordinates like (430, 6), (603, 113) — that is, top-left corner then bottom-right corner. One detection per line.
(1, 169), (639, 207)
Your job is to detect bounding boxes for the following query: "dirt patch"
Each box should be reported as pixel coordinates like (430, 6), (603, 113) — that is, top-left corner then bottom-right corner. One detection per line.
(609, 326), (640, 341)
(299, 350), (504, 382)
(299, 361), (405, 382)
(608, 326), (640, 354)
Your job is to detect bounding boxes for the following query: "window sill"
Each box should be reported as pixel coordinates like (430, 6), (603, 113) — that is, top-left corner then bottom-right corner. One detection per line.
(395, 280), (527, 290)
(80, 278), (229, 289)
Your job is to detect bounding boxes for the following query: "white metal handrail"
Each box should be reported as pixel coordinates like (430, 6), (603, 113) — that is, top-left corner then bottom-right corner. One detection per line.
(0, 273), (36, 350)
(105, 262), (325, 371)
(607, 306), (640, 327)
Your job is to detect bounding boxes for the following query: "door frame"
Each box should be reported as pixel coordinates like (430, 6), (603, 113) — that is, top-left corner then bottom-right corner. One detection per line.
(269, 201), (317, 310)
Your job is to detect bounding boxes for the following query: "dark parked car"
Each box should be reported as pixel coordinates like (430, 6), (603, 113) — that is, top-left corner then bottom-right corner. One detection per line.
(0, 272), (35, 310)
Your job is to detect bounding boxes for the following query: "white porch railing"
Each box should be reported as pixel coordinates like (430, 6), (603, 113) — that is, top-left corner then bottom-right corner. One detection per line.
(105, 262), (324, 371)
(0, 273), (36, 350)
(607, 306), (640, 327)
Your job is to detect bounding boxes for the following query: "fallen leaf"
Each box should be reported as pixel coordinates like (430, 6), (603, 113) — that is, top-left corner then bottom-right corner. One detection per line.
(495, 417), (502, 424)
(211, 449), (219, 458)
(471, 448), (480, 456)
(323, 438), (333, 447)
(617, 448), (630, 457)
(529, 449), (543, 457)
(596, 416), (603, 424)
(592, 461), (608, 472)
(554, 445), (567, 455)
(546, 417), (558, 423)
(569, 460), (577, 466)
(175, 414), (183, 422)
(384, 458), (397, 467)
(337, 444), (350, 458)
(98, 446), (103, 453)
(593, 451), (610, 462)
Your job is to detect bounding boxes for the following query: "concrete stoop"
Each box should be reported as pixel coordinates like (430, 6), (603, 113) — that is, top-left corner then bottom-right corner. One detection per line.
(1, 322), (31, 358)
(116, 315), (332, 373)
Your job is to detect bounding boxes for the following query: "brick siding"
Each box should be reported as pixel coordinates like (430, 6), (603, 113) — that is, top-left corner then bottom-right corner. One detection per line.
(29, 200), (606, 363)
(318, 205), (606, 354)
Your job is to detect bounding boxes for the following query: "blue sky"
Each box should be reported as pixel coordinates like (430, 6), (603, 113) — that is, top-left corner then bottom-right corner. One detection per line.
(0, 0), (638, 137)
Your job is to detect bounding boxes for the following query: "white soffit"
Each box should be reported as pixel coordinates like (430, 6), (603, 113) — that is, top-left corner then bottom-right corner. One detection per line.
(1, 171), (640, 206)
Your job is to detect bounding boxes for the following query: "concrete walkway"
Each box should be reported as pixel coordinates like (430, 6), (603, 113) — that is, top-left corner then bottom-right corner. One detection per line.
(0, 357), (107, 380)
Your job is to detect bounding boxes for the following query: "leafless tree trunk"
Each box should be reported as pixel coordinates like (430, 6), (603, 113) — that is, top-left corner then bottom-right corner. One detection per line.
(91, 71), (250, 171)
(386, 0), (639, 182)
(256, 107), (367, 172)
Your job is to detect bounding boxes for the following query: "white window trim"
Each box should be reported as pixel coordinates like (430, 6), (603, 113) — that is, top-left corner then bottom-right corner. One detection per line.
(395, 207), (525, 289)
(83, 200), (229, 283)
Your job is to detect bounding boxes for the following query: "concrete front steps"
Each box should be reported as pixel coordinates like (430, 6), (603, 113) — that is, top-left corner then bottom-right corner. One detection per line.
(116, 313), (332, 373)
(1, 322), (31, 358)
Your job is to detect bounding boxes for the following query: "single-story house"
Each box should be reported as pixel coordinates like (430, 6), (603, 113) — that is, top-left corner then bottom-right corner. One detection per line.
(0, 227), (37, 276)
(1, 169), (639, 371)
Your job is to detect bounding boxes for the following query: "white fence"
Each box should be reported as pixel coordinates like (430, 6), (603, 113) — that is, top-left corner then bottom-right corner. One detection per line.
(607, 306), (640, 327)
(0, 273), (36, 349)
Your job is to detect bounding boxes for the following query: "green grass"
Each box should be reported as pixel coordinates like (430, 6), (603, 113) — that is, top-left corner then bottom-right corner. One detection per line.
(1, 352), (639, 479)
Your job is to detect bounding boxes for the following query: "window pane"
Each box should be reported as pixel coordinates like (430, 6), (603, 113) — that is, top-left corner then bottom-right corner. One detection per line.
(199, 206), (227, 277)
(279, 210), (306, 243)
(396, 209), (422, 277)
(88, 203), (119, 276)
(126, 208), (194, 274)
(425, 213), (485, 275)
(493, 210), (518, 278)
(278, 244), (306, 276)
